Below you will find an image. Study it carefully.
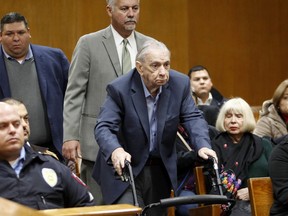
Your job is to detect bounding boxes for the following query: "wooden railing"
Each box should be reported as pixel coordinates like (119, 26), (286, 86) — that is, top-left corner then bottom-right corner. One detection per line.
(0, 197), (141, 216)
(0, 197), (47, 216)
(41, 204), (142, 216)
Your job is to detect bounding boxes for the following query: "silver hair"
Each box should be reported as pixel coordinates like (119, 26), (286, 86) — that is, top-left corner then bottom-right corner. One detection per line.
(106, 0), (114, 5)
(107, 0), (141, 5)
(136, 40), (171, 63)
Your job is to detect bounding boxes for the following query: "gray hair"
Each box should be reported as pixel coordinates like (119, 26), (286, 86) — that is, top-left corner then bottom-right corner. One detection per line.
(107, 0), (141, 10)
(215, 97), (256, 132)
(1, 97), (25, 106)
(136, 40), (171, 63)
(106, 0), (114, 5)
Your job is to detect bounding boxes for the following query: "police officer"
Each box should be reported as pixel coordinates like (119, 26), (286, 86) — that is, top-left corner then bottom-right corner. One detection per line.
(0, 101), (94, 209)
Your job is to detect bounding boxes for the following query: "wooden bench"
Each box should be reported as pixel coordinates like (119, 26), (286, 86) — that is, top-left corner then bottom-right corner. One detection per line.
(0, 197), (47, 216)
(194, 165), (207, 195)
(40, 204), (142, 216)
(189, 166), (222, 216)
(248, 177), (274, 216)
(189, 204), (221, 216)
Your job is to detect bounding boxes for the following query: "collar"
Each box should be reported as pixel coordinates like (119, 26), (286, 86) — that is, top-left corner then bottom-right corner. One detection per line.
(23, 143), (49, 163)
(9, 147), (26, 169)
(141, 77), (162, 98)
(197, 92), (213, 105)
(2, 45), (33, 64)
(110, 25), (136, 47)
(12, 146), (26, 164)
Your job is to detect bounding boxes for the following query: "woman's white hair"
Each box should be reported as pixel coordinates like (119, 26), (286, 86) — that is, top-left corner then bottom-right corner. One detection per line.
(215, 97), (256, 133)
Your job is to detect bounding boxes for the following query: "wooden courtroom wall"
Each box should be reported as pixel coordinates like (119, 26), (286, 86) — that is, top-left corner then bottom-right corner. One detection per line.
(0, 0), (287, 105)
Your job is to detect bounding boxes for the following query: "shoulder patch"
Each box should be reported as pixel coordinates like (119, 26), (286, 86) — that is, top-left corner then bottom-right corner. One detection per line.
(42, 168), (58, 187)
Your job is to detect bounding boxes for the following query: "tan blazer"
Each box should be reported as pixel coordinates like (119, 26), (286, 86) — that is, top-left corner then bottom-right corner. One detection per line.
(254, 100), (288, 139)
(63, 26), (152, 161)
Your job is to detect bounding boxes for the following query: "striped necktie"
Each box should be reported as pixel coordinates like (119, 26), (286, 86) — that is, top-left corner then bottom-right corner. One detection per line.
(122, 39), (132, 74)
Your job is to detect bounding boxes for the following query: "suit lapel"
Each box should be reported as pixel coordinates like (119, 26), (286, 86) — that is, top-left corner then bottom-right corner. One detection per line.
(101, 28), (150, 78)
(31, 46), (48, 100)
(130, 72), (171, 145)
(102, 27), (122, 77)
(131, 72), (150, 139)
(0, 47), (11, 97)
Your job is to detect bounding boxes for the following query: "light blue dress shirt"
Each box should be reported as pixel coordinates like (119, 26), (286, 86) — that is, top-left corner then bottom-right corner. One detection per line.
(141, 79), (162, 156)
(11, 147), (26, 177)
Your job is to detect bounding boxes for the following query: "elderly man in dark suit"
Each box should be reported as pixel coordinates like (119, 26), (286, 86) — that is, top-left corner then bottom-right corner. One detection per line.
(0, 12), (69, 160)
(93, 40), (217, 215)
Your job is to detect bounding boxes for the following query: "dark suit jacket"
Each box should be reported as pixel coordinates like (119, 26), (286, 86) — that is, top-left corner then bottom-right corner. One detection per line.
(0, 44), (69, 157)
(92, 69), (211, 204)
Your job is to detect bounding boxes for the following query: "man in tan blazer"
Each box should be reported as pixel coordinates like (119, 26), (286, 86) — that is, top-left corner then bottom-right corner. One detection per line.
(62, 0), (152, 204)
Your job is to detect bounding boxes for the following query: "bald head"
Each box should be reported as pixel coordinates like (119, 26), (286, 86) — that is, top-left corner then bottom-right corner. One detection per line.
(0, 102), (25, 162)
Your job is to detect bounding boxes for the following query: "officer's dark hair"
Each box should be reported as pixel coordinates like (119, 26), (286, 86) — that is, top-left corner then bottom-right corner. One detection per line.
(188, 65), (210, 78)
(0, 12), (28, 32)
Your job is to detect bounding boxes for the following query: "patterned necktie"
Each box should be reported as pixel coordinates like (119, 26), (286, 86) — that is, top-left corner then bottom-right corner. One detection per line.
(122, 39), (131, 74)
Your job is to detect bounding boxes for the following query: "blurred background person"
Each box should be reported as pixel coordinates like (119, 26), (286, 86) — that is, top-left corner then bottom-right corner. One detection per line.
(188, 65), (226, 126)
(254, 79), (288, 140)
(269, 135), (288, 216)
(0, 102), (94, 210)
(0, 12), (69, 160)
(2, 98), (59, 160)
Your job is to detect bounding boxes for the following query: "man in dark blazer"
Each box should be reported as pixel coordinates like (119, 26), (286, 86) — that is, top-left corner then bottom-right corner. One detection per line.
(188, 65), (227, 126)
(93, 40), (217, 215)
(0, 12), (69, 160)
(62, 0), (152, 203)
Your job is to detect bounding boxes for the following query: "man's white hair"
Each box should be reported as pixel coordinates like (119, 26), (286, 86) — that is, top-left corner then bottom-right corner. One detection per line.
(136, 40), (170, 63)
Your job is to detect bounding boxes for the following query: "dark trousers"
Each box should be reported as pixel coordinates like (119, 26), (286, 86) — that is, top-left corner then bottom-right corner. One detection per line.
(81, 159), (104, 205)
(115, 163), (171, 216)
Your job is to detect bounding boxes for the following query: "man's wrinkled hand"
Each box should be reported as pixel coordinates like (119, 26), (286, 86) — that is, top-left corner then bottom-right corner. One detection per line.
(111, 147), (131, 176)
(198, 147), (218, 162)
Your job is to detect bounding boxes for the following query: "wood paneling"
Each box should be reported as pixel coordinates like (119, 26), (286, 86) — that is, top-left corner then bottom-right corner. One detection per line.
(187, 0), (288, 105)
(0, 0), (108, 60)
(0, 0), (287, 105)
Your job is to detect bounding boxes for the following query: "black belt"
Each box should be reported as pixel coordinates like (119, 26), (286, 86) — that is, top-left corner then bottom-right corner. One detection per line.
(145, 157), (163, 166)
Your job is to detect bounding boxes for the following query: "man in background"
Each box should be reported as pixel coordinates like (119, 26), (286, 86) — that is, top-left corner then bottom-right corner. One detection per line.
(188, 65), (226, 126)
(0, 102), (94, 209)
(62, 0), (152, 202)
(3, 98), (59, 160)
(0, 12), (69, 160)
